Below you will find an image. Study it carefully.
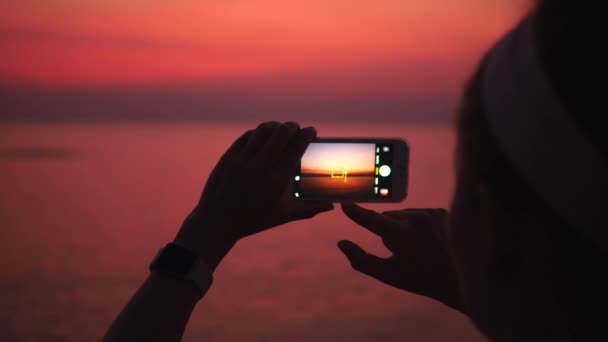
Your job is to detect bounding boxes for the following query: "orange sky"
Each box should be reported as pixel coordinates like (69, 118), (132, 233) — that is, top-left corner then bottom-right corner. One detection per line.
(0, 0), (527, 92)
(302, 143), (376, 174)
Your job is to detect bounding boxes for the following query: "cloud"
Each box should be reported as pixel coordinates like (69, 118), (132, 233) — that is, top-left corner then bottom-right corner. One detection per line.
(0, 81), (459, 124)
(0, 147), (84, 160)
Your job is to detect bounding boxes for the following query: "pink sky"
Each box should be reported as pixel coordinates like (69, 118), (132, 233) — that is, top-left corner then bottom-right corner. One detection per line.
(0, 0), (527, 93)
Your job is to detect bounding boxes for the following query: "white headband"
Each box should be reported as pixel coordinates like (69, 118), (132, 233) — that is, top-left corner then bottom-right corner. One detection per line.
(482, 16), (608, 248)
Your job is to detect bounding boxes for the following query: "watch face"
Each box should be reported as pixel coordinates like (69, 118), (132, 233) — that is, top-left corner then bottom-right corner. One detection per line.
(152, 243), (198, 274)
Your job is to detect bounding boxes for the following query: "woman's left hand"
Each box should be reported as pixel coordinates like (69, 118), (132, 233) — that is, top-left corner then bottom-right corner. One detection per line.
(338, 203), (464, 313)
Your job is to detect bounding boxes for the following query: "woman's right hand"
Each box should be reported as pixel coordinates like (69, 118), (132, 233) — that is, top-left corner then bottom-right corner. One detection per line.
(338, 203), (465, 313)
(174, 122), (333, 270)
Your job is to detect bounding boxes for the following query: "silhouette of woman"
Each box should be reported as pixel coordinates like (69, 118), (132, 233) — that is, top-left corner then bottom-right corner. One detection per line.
(105, 1), (605, 340)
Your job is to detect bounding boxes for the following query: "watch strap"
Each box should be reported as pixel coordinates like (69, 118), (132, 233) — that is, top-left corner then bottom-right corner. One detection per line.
(150, 243), (213, 298)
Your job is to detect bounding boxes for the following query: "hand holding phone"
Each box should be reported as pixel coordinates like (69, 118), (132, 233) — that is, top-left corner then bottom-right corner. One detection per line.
(175, 123), (334, 268)
(294, 138), (409, 202)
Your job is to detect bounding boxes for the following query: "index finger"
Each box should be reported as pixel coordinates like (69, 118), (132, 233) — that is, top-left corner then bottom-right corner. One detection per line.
(215, 129), (254, 166)
(382, 208), (447, 222)
(242, 121), (280, 157)
(341, 202), (399, 238)
(257, 122), (300, 163)
(282, 126), (317, 168)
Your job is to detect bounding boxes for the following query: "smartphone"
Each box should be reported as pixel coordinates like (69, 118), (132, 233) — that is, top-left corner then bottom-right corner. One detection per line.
(294, 138), (409, 202)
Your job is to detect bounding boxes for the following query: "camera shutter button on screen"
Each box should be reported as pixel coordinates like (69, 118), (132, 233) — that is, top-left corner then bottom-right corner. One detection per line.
(379, 165), (391, 177)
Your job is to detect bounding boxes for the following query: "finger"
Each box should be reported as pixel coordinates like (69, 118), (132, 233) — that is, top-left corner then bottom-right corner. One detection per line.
(381, 208), (449, 242)
(382, 208), (448, 222)
(215, 129), (254, 165)
(228, 129), (254, 154)
(341, 202), (399, 238)
(382, 209), (425, 222)
(285, 200), (334, 221)
(337, 240), (391, 279)
(257, 122), (300, 163)
(242, 121), (280, 157)
(282, 126), (317, 168)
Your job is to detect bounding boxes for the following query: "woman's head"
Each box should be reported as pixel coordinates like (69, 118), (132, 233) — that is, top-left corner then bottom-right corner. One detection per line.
(448, 1), (605, 340)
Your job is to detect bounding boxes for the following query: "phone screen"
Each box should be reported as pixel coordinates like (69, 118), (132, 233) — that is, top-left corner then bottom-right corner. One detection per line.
(294, 142), (395, 200)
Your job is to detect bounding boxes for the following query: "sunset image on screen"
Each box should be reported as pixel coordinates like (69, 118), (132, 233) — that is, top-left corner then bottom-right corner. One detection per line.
(300, 143), (376, 197)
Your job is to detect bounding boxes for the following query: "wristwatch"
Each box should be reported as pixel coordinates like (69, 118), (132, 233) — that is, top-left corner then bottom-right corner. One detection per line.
(149, 243), (213, 298)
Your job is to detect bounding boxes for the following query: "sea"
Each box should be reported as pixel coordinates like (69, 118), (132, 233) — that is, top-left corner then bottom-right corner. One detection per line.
(0, 122), (486, 342)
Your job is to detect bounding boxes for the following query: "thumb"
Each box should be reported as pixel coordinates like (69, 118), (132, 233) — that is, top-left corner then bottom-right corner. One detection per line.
(337, 240), (390, 279)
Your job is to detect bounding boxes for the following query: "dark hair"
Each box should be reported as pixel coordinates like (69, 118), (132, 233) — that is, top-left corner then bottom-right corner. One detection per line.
(456, 0), (605, 333)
